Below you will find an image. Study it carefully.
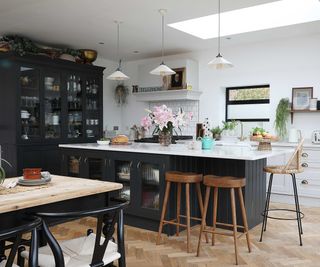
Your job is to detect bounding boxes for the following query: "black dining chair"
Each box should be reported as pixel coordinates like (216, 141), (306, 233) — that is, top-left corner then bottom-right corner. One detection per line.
(0, 216), (41, 267)
(19, 201), (128, 267)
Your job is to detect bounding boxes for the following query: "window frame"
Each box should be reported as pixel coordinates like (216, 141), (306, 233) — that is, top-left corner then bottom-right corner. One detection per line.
(225, 84), (270, 122)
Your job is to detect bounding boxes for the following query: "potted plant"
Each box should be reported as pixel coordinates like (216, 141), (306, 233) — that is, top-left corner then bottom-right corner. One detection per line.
(275, 98), (290, 140)
(210, 126), (224, 140)
(222, 120), (238, 136)
(0, 158), (12, 185)
(140, 105), (192, 146)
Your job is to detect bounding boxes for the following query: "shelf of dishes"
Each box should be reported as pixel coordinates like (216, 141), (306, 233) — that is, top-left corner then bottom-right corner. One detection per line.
(44, 77), (60, 92)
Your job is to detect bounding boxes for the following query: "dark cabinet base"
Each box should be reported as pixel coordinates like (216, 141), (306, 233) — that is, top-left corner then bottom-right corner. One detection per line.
(60, 148), (267, 235)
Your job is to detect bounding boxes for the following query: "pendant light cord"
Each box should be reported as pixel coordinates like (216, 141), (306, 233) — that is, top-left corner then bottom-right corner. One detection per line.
(161, 12), (165, 64)
(218, 0), (221, 55)
(117, 22), (121, 69)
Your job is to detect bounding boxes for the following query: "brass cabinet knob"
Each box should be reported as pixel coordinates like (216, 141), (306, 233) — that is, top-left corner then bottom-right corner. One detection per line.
(301, 163), (308, 168)
(301, 179), (308, 185)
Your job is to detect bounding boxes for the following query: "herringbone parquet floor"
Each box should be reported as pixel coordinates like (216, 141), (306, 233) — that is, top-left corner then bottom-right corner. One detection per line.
(50, 203), (320, 267)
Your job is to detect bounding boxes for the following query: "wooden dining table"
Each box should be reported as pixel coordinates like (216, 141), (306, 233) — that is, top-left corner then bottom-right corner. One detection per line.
(0, 175), (123, 256)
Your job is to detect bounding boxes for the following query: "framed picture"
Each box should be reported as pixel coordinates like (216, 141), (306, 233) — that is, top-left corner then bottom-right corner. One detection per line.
(169, 68), (186, 89)
(292, 87), (313, 110)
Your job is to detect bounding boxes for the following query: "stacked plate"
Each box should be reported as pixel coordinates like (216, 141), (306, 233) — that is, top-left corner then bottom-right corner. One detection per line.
(18, 172), (51, 186)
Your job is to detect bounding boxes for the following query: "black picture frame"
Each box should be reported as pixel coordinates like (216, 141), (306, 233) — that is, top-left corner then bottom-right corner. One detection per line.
(169, 68), (185, 89)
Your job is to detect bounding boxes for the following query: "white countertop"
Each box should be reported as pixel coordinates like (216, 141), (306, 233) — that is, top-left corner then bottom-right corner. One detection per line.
(59, 143), (293, 161)
(215, 139), (320, 149)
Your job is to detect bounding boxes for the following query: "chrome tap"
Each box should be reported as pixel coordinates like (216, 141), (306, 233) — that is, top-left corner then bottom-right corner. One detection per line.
(238, 121), (246, 141)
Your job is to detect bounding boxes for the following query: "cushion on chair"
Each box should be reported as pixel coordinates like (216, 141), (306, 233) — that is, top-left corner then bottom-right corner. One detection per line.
(263, 165), (303, 174)
(0, 260), (19, 267)
(21, 233), (121, 267)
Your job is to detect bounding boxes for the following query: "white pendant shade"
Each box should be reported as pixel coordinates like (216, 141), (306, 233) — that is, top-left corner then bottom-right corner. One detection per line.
(150, 63), (176, 76)
(208, 0), (233, 70)
(107, 69), (130, 80)
(107, 21), (130, 81)
(150, 9), (175, 76)
(208, 54), (234, 69)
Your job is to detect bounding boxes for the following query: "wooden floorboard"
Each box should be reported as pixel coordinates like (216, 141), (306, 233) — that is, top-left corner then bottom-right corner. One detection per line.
(50, 203), (320, 267)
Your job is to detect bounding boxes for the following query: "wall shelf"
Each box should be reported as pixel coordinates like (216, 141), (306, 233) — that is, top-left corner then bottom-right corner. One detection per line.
(290, 109), (320, 123)
(133, 89), (202, 102)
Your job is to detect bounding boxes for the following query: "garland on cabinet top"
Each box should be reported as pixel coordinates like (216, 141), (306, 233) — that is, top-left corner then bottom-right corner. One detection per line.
(0, 35), (97, 64)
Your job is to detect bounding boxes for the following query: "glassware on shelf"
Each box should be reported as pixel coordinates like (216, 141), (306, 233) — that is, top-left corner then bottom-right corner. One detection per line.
(67, 74), (83, 139)
(68, 156), (80, 176)
(44, 74), (61, 139)
(19, 66), (40, 140)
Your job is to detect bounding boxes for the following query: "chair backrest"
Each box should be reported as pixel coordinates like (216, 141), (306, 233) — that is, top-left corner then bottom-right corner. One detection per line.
(0, 216), (41, 267)
(283, 138), (304, 172)
(36, 201), (129, 267)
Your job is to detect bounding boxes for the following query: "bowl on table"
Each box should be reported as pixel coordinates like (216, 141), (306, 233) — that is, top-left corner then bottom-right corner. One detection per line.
(97, 140), (110, 145)
(23, 168), (42, 180)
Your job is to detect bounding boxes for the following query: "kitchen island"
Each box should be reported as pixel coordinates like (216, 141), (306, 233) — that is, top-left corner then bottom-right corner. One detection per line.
(59, 143), (292, 233)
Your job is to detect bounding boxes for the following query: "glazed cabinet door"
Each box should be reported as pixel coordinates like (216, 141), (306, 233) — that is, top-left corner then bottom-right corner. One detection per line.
(61, 149), (86, 178)
(42, 69), (63, 140)
(134, 154), (168, 220)
(82, 151), (108, 181)
(64, 72), (85, 141)
(83, 75), (103, 140)
(19, 65), (41, 142)
(107, 153), (136, 215)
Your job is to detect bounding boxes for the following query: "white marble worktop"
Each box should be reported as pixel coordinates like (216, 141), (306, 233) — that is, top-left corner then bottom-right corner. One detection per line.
(59, 142), (293, 161)
(215, 139), (320, 149)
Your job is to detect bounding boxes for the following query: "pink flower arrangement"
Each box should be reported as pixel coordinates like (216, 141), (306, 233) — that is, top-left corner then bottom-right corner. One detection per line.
(141, 105), (193, 134)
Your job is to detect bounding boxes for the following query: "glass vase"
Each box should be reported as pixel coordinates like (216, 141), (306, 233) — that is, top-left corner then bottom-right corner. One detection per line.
(158, 131), (172, 146)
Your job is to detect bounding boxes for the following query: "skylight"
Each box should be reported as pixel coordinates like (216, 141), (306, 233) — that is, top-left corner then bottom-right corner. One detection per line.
(168, 0), (320, 39)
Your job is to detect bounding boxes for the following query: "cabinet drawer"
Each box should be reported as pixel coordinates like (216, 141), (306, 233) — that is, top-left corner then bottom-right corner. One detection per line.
(301, 149), (320, 162)
(300, 162), (320, 169)
(296, 172), (320, 198)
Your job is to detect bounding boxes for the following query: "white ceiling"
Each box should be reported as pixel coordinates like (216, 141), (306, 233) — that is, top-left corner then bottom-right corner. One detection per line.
(1, 0), (320, 61)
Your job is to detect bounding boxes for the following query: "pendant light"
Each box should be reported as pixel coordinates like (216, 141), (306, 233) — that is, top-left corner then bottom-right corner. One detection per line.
(107, 21), (130, 80)
(208, 0), (233, 69)
(150, 9), (175, 76)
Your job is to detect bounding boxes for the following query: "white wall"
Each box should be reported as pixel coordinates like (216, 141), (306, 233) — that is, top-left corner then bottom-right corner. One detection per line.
(116, 33), (320, 139)
(94, 57), (123, 134)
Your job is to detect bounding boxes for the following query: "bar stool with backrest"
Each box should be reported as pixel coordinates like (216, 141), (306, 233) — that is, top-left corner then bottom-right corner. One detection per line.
(0, 216), (41, 267)
(157, 171), (208, 253)
(260, 138), (304, 246)
(197, 175), (251, 265)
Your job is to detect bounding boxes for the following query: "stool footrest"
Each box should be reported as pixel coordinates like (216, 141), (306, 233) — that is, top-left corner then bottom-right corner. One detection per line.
(163, 220), (186, 227)
(179, 215), (202, 222)
(261, 208), (305, 221)
(203, 227), (248, 239)
(215, 222), (245, 229)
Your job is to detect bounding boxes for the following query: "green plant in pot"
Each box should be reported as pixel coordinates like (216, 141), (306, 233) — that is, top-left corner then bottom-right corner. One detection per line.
(222, 120), (238, 136)
(275, 98), (290, 140)
(0, 158), (12, 185)
(210, 126), (224, 140)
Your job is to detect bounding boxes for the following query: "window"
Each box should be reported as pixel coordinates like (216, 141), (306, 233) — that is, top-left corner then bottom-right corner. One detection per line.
(226, 85), (270, 122)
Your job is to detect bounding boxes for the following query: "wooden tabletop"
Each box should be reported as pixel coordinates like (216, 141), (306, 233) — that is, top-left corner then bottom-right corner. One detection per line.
(0, 175), (123, 214)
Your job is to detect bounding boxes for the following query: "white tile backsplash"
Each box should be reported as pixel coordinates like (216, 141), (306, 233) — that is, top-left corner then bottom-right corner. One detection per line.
(149, 100), (199, 136)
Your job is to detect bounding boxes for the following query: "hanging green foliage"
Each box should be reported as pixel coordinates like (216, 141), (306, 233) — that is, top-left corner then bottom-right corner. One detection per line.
(275, 98), (290, 139)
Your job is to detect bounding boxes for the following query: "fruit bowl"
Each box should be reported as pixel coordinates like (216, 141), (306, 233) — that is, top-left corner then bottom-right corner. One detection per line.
(250, 135), (279, 142)
(97, 140), (110, 145)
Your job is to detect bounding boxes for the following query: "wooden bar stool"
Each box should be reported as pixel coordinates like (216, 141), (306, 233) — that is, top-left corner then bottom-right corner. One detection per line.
(260, 139), (304, 246)
(157, 171), (208, 253)
(197, 175), (251, 265)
